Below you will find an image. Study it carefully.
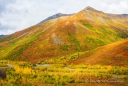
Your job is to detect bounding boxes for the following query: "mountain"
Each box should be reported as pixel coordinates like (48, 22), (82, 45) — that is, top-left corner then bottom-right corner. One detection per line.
(118, 14), (128, 18)
(68, 38), (128, 66)
(0, 35), (4, 38)
(38, 13), (72, 24)
(0, 6), (128, 63)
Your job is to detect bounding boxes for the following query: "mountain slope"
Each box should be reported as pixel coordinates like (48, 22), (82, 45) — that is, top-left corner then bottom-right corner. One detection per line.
(0, 6), (128, 63)
(70, 38), (128, 66)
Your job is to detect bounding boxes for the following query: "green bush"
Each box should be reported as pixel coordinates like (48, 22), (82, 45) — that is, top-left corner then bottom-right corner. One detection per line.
(61, 43), (69, 50)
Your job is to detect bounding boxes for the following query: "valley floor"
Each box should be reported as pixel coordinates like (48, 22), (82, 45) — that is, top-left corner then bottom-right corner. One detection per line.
(0, 60), (128, 86)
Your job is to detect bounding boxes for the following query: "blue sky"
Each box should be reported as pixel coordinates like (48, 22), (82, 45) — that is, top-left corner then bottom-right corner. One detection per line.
(0, 0), (128, 34)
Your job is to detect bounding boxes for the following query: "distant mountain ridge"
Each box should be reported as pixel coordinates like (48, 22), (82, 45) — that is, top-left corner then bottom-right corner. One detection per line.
(118, 14), (128, 18)
(0, 35), (4, 38)
(38, 13), (73, 24)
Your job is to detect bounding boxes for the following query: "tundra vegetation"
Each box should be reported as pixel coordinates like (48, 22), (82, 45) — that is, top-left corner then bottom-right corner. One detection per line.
(0, 60), (128, 86)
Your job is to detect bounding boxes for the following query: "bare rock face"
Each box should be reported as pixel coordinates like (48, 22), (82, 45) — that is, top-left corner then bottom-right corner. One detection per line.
(52, 33), (62, 44)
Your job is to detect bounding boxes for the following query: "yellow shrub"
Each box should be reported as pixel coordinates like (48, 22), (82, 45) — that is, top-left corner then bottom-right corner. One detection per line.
(14, 65), (35, 74)
(107, 65), (112, 71)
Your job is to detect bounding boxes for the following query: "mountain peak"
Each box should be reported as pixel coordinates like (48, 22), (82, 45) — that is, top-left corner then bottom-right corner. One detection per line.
(38, 13), (66, 24)
(38, 13), (72, 24)
(85, 6), (95, 10)
(83, 6), (99, 12)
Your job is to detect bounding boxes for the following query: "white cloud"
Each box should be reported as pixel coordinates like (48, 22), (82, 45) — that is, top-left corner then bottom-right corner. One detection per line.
(107, 0), (128, 14)
(0, 0), (128, 34)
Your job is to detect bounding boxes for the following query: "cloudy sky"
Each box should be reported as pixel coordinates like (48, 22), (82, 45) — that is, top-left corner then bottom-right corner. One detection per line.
(0, 0), (128, 35)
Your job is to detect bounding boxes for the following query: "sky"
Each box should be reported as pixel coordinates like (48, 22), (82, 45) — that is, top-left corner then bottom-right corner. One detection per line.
(0, 0), (128, 35)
